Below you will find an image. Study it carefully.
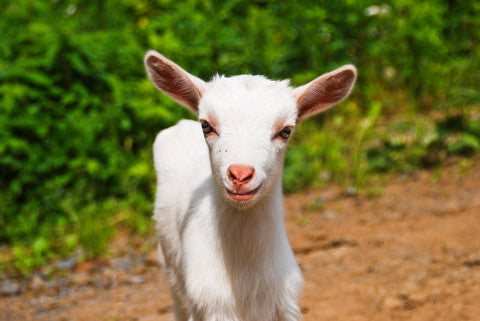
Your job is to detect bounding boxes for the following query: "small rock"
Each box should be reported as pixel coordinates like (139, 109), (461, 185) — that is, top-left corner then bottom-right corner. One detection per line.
(110, 257), (132, 271)
(130, 276), (146, 284)
(453, 250), (466, 259)
(383, 296), (403, 309)
(96, 280), (105, 290)
(58, 288), (69, 297)
(402, 280), (418, 292)
(71, 272), (91, 286)
(324, 210), (337, 219)
(1, 280), (21, 296)
(30, 274), (47, 291)
(426, 289), (441, 302)
(119, 294), (130, 301)
(57, 257), (76, 270)
(346, 186), (357, 196)
(55, 278), (67, 288)
(330, 246), (352, 260)
(136, 254), (147, 265)
(38, 296), (55, 304)
(34, 309), (52, 318)
(409, 292), (427, 304)
(409, 272), (427, 285)
(102, 267), (127, 286)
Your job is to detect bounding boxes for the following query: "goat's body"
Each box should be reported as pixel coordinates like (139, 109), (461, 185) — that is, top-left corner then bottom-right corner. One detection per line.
(153, 120), (302, 321)
(145, 50), (356, 321)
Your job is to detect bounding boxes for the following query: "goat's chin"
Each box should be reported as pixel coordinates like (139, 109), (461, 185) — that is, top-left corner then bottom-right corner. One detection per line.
(227, 197), (260, 210)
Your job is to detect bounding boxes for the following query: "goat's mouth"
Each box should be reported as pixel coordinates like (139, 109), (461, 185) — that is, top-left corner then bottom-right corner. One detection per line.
(226, 185), (262, 201)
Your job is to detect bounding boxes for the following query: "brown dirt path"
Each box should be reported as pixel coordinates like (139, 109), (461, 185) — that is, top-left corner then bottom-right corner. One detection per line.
(1, 158), (479, 321)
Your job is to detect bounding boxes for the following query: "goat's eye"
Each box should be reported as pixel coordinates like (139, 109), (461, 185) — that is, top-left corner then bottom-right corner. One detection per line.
(277, 127), (292, 140)
(201, 120), (214, 135)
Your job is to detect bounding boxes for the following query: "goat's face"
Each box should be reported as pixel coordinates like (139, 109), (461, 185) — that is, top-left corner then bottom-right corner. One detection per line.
(198, 76), (297, 207)
(145, 51), (356, 208)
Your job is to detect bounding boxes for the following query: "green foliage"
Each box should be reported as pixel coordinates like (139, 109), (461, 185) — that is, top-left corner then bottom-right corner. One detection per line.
(0, 0), (160, 272)
(284, 102), (360, 192)
(366, 113), (480, 173)
(0, 0), (479, 274)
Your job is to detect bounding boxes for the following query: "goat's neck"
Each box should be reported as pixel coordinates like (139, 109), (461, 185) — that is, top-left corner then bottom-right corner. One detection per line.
(213, 179), (285, 264)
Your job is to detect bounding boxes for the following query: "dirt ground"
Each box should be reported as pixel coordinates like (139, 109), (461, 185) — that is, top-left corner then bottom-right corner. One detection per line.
(1, 158), (479, 321)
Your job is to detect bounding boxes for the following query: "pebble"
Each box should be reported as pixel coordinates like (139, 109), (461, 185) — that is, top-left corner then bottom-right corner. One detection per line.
(34, 309), (52, 317)
(402, 281), (420, 295)
(96, 280), (105, 290)
(397, 173), (409, 181)
(57, 257), (76, 270)
(58, 288), (70, 297)
(30, 274), (48, 291)
(55, 278), (67, 287)
(1, 280), (21, 296)
(136, 254), (147, 265)
(119, 294), (130, 301)
(130, 276), (146, 284)
(409, 272), (427, 285)
(324, 210), (337, 219)
(383, 296), (403, 309)
(71, 272), (91, 286)
(346, 186), (357, 196)
(110, 257), (132, 271)
(38, 296), (55, 304)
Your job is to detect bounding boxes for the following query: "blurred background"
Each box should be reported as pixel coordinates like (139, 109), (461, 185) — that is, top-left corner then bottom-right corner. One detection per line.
(0, 0), (479, 274)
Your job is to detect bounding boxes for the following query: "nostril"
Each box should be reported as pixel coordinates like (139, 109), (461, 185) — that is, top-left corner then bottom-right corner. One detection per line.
(227, 165), (255, 184)
(228, 170), (236, 182)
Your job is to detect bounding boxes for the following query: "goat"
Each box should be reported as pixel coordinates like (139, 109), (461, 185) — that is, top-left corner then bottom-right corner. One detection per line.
(144, 50), (356, 321)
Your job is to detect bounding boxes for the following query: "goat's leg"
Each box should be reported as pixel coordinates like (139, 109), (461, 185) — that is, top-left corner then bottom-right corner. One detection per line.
(275, 303), (301, 321)
(171, 293), (190, 321)
(166, 278), (191, 321)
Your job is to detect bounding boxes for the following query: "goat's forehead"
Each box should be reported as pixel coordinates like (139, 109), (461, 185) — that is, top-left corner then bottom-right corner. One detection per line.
(199, 75), (297, 125)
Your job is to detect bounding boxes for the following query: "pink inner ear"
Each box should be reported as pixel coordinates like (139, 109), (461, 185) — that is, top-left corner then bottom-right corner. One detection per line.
(297, 68), (356, 119)
(146, 55), (201, 110)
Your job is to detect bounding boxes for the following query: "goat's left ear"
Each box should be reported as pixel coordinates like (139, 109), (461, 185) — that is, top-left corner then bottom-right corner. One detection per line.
(293, 65), (357, 121)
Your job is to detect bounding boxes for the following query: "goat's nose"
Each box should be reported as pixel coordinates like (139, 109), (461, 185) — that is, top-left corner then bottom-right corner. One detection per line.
(227, 165), (255, 185)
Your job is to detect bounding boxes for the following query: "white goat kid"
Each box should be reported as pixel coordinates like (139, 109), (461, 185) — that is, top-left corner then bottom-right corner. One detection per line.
(145, 50), (356, 321)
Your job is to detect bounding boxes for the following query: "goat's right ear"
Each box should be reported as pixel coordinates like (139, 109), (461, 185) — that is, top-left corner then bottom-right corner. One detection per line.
(144, 50), (206, 114)
(293, 65), (357, 121)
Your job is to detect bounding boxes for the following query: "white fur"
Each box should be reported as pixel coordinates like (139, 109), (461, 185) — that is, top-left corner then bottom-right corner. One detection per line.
(146, 51), (356, 321)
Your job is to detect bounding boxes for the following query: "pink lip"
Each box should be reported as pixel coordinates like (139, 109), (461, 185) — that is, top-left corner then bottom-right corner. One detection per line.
(226, 185), (261, 201)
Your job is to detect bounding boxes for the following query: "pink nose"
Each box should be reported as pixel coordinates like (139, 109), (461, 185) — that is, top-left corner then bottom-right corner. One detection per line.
(227, 165), (255, 185)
